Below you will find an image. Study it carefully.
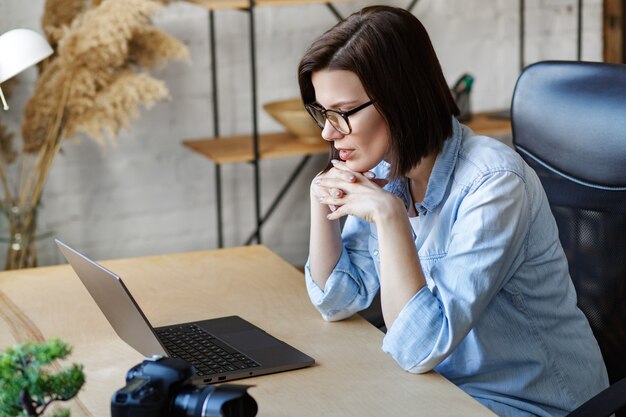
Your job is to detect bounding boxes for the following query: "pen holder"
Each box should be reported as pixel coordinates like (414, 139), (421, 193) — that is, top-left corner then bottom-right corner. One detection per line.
(451, 73), (474, 122)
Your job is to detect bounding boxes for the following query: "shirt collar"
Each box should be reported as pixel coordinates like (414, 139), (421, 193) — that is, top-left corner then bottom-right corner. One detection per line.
(385, 117), (463, 215)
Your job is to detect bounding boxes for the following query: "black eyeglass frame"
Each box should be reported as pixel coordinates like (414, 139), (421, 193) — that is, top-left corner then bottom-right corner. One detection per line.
(304, 100), (375, 134)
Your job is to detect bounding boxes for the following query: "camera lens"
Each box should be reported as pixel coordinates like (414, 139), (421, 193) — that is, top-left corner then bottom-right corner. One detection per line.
(172, 385), (258, 417)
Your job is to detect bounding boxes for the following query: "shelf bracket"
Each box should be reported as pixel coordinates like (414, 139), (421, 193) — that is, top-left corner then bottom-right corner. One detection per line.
(406, 0), (420, 13)
(325, 3), (344, 21)
(208, 9), (224, 248)
(244, 155), (313, 246)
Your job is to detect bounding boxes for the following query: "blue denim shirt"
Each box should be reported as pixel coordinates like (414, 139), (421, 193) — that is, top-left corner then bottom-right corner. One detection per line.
(305, 119), (608, 417)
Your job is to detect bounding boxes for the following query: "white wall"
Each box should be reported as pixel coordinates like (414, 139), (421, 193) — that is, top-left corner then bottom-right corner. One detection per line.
(0, 0), (603, 267)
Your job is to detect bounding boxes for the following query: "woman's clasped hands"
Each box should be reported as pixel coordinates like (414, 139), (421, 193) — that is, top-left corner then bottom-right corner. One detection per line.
(312, 159), (393, 223)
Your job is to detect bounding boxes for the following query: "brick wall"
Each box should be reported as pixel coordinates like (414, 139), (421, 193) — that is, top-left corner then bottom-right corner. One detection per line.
(0, 0), (602, 267)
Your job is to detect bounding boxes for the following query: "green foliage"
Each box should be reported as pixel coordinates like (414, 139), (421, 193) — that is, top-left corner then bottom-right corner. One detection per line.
(0, 338), (85, 417)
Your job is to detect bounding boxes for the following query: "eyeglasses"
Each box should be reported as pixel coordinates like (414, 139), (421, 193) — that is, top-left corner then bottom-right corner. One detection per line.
(304, 100), (374, 135)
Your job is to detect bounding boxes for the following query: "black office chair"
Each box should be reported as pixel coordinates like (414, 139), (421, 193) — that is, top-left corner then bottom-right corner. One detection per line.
(511, 60), (626, 417)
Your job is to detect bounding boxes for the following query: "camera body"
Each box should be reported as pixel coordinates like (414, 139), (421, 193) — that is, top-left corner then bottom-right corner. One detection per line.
(111, 356), (194, 417)
(111, 356), (257, 417)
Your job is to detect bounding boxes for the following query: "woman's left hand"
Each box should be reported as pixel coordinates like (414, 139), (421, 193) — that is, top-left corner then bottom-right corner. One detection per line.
(315, 160), (397, 223)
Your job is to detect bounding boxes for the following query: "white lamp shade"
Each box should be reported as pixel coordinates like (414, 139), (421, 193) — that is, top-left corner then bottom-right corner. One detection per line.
(0, 28), (53, 83)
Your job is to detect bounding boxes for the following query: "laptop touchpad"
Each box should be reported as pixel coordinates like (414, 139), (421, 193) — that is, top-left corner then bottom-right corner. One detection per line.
(222, 329), (282, 350)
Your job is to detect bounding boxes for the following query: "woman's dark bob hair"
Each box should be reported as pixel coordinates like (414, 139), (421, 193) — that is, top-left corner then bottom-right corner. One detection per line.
(298, 5), (459, 178)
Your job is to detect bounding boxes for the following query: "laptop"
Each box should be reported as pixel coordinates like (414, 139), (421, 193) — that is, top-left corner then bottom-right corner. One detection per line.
(55, 239), (315, 385)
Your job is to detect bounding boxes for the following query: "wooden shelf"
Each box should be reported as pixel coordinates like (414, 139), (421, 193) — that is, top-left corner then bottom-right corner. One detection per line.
(183, 132), (328, 164)
(184, 0), (353, 11)
(465, 111), (511, 137)
(183, 112), (510, 165)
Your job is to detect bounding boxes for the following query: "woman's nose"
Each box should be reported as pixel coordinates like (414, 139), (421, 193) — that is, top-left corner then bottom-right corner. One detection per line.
(321, 120), (344, 142)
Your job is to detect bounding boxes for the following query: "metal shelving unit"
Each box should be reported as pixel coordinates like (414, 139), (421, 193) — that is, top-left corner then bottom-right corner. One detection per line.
(182, 0), (353, 248)
(519, 0), (585, 71)
(182, 0), (512, 249)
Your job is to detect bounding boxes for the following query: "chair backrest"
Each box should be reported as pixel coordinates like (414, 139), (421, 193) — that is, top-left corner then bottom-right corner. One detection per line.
(511, 60), (626, 385)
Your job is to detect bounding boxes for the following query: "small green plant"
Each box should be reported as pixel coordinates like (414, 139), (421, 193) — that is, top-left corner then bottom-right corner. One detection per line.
(0, 338), (85, 417)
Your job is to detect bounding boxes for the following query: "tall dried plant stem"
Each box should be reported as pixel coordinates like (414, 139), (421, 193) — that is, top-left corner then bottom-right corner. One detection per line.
(19, 152), (33, 202)
(0, 158), (13, 203)
(19, 74), (72, 211)
(6, 74), (73, 269)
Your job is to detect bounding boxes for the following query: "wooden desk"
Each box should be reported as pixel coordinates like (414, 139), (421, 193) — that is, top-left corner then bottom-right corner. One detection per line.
(0, 246), (494, 416)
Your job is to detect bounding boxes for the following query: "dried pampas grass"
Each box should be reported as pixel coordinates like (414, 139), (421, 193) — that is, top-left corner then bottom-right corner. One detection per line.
(42, 0), (87, 48)
(0, 79), (16, 165)
(130, 26), (190, 68)
(60, 0), (161, 70)
(23, 0), (188, 153)
(0, 0), (188, 269)
(71, 71), (168, 146)
(21, 58), (68, 153)
(0, 125), (16, 165)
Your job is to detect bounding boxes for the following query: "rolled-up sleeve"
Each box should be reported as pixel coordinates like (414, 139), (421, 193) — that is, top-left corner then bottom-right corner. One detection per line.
(382, 170), (530, 373)
(305, 215), (381, 321)
(382, 286), (445, 370)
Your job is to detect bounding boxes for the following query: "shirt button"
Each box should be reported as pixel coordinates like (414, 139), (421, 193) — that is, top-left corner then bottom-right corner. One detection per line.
(372, 249), (379, 256)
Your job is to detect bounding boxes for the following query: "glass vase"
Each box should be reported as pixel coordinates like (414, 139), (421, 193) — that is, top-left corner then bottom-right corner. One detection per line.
(2, 203), (39, 270)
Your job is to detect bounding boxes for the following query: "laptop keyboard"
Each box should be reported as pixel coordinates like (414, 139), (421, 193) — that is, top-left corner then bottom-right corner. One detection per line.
(156, 324), (259, 376)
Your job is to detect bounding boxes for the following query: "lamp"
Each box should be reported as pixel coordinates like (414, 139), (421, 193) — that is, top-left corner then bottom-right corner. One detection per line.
(0, 28), (53, 111)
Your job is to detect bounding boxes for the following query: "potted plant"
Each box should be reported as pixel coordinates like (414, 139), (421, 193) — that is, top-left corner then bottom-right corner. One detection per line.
(0, 338), (85, 417)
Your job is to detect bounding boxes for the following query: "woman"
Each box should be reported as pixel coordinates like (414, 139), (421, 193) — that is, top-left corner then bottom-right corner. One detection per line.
(298, 5), (608, 417)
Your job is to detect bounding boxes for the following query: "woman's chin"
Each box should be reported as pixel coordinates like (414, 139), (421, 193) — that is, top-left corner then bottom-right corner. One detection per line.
(344, 159), (379, 174)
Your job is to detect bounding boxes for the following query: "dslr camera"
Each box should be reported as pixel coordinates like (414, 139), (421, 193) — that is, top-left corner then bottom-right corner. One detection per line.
(111, 356), (258, 417)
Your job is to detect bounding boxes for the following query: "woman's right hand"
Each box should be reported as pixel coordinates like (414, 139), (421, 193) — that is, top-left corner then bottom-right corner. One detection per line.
(316, 160), (394, 223)
(311, 166), (363, 212)
(308, 165), (363, 285)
